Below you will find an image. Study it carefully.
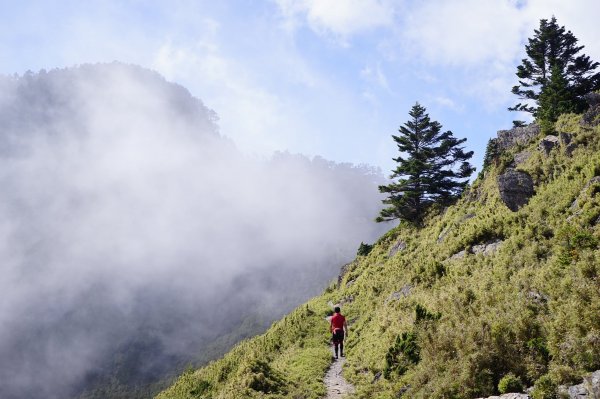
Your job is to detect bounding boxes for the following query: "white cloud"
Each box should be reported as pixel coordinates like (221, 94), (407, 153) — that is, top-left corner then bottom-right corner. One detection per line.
(360, 63), (391, 92)
(153, 34), (291, 156)
(431, 95), (464, 112)
(401, 0), (525, 65)
(275, 0), (395, 43)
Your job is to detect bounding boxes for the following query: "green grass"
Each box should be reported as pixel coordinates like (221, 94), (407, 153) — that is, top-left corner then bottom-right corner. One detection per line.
(157, 112), (600, 398)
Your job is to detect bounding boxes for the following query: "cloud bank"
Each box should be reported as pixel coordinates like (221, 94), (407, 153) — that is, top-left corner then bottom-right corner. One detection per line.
(0, 63), (387, 399)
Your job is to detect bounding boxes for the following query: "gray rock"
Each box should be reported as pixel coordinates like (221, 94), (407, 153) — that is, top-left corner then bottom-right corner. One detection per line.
(571, 198), (579, 209)
(526, 290), (549, 305)
(585, 92), (600, 107)
(449, 250), (466, 260)
(582, 103), (600, 127)
(438, 226), (451, 243)
(570, 177), (600, 218)
(558, 370), (600, 398)
(514, 151), (531, 165)
(340, 295), (354, 305)
(590, 370), (600, 397)
(387, 284), (412, 302)
(479, 370), (600, 399)
(496, 124), (540, 151)
(396, 385), (410, 397)
(389, 240), (406, 257)
(472, 240), (503, 256)
(566, 142), (578, 156)
(559, 132), (572, 145)
(584, 176), (600, 191)
(567, 383), (589, 398)
(337, 262), (353, 288)
(497, 169), (535, 211)
(372, 371), (382, 383)
(567, 209), (583, 222)
(539, 135), (560, 155)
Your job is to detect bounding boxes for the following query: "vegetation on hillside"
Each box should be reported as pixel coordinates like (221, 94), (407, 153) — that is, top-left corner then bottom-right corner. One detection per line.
(158, 17), (600, 399)
(157, 101), (600, 398)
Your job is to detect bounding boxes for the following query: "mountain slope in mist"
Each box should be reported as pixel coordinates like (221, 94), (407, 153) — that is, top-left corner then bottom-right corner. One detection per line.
(158, 107), (600, 398)
(0, 63), (388, 399)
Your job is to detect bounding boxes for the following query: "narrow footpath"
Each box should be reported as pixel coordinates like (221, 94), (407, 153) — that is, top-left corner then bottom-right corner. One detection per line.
(324, 357), (355, 398)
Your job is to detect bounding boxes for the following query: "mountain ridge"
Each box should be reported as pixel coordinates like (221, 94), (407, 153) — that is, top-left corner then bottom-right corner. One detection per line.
(158, 99), (600, 398)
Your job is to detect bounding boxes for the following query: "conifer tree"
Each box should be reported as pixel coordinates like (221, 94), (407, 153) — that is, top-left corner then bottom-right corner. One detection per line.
(377, 103), (474, 224)
(509, 17), (600, 120)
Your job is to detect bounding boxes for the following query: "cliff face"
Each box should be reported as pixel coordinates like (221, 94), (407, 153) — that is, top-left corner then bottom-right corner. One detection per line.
(159, 107), (600, 399)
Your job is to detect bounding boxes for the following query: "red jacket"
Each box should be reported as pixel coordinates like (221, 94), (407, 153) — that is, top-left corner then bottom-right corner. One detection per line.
(330, 313), (346, 332)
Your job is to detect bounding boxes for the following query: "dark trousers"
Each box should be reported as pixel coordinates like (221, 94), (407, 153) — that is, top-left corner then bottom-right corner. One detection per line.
(332, 329), (344, 357)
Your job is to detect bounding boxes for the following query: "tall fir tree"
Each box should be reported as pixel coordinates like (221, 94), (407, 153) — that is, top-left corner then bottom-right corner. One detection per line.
(509, 17), (600, 121)
(377, 103), (474, 224)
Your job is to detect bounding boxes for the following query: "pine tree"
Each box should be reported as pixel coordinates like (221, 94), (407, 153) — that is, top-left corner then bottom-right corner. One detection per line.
(537, 64), (577, 131)
(509, 17), (600, 119)
(482, 138), (499, 171)
(377, 103), (474, 224)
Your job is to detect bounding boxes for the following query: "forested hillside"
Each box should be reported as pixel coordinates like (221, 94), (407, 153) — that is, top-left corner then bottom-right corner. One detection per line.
(158, 97), (600, 399)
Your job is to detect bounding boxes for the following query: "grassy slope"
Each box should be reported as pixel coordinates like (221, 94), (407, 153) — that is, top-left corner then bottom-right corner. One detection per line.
(157, 112), (600, 399)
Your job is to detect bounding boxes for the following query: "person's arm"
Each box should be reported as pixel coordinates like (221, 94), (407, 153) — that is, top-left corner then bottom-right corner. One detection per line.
(344, 319), (348, 335)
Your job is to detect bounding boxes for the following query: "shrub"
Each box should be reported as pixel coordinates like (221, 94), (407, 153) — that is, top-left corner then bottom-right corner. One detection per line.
(556, 225), (598, 265)
(189, 380), (211, 396)
(384, 332), (420, 379)
(531, 375), (557, 399)
(415, 304), (441, 323)
(498, 373), (524, 394)
(246, 359), (287, 394)
(357, 242), (373, 256)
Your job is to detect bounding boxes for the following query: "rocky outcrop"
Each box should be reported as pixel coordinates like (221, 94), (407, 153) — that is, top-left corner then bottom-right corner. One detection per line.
(497, 169), (535, 211)
(496, 124), (540, 151)
(337, 262), (354, 288)
(559, 132), (572, 145)
(570, 176), (600, 211)
(472, 240), (503, 256)
(513, 151), (531, 165)
(448, 250), (467, 260)
(558, 370), (600, 398)
(582, 92), (600, 127)
(387, 284), (412, 302)
(389, 240), (406, 257)
(538, 135), (560, 155)
(477, 370), (600, 399)
(446, 240), (503, 261)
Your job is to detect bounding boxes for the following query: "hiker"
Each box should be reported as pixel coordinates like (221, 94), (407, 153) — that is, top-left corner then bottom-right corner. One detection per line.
(330, 306), (348, 359)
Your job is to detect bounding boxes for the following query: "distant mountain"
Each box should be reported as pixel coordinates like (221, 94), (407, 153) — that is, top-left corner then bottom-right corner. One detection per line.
(158, 97), (600, 398)
(0, 63), (388, 399)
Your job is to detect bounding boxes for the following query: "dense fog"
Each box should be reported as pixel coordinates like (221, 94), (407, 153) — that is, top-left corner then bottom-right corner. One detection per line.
(0, 63), (387, 398)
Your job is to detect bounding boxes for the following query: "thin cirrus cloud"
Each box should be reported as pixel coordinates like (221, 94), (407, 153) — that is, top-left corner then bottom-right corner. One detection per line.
(274, 0), (395, 41)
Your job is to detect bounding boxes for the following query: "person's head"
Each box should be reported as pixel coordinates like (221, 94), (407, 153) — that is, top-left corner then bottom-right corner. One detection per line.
(334, 306), (341, 313)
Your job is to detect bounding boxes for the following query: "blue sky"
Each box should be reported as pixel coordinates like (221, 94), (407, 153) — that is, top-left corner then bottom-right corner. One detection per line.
(1, 0), (599, 174)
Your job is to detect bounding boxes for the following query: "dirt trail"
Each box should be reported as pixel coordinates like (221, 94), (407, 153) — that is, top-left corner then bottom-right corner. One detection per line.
(324, 357), (355, 398)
